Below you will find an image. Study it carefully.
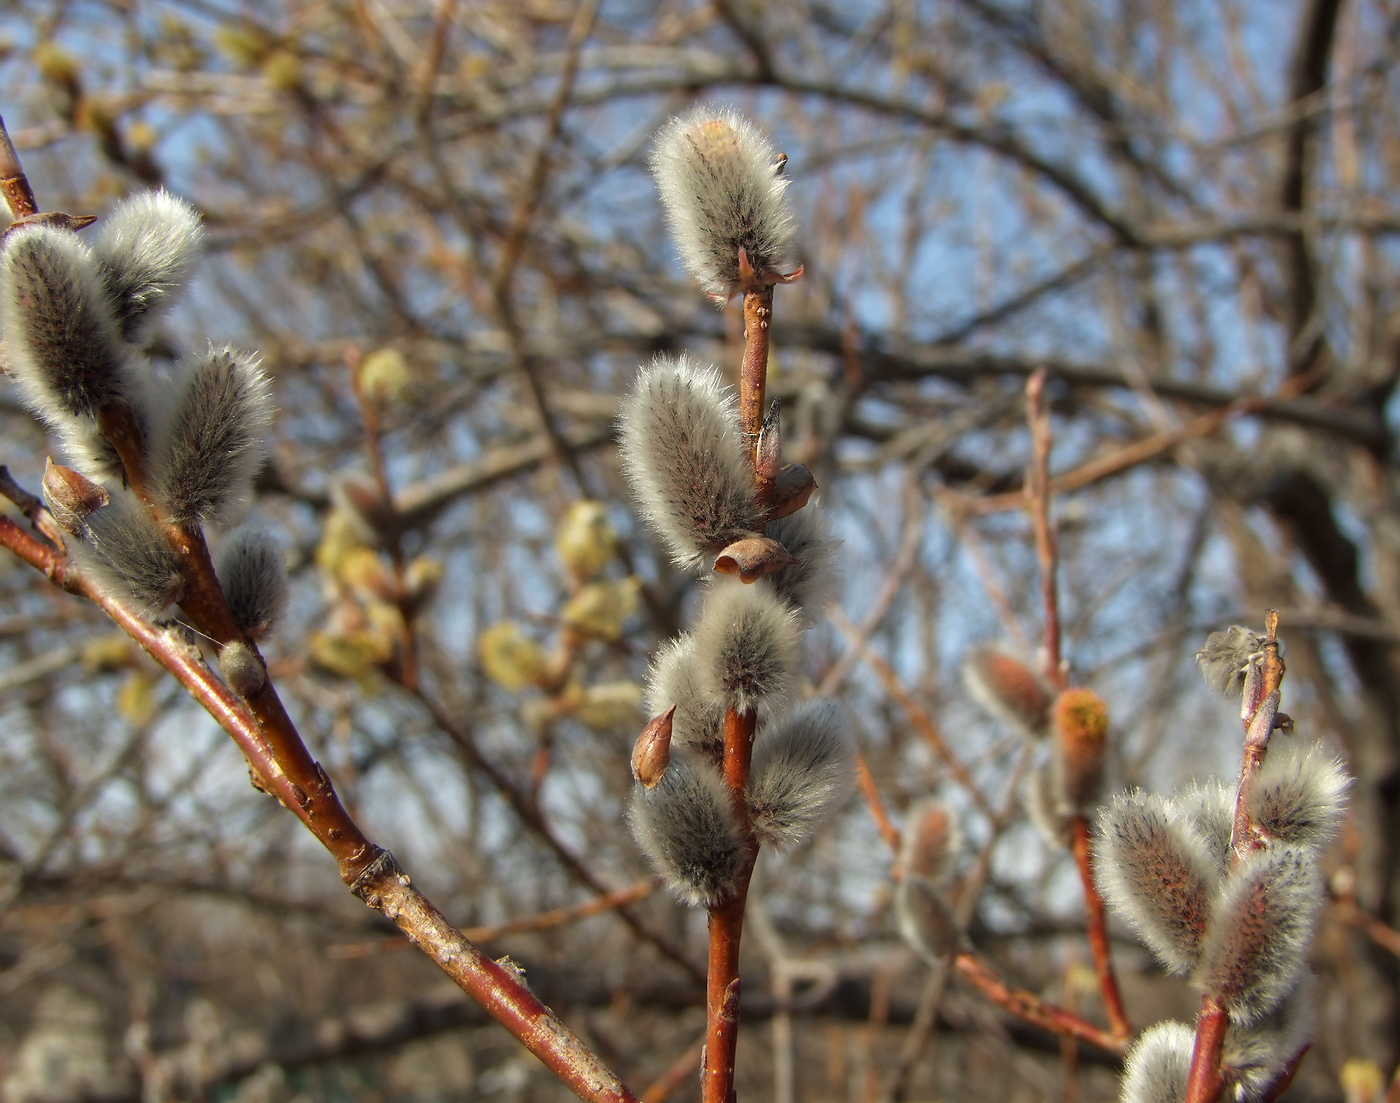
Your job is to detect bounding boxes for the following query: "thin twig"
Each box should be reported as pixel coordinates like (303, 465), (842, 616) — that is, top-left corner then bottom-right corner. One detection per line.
(951, 953), (1123, 1054)
(1024, 368), (1065, 690)
(1069, 817), (1131, 1041)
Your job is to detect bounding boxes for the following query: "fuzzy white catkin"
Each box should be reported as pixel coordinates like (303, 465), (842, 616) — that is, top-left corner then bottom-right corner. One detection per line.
(1119, 1021), (1194, 1103)
(628, 752), (744, 907)
(650, 105), (796, 299)
(1196, 846), (1322, 1026)
(1169, 777), (1235, 877)
(763, 507), (838, 620)
(693, 577), (801, 715)
(1094, 791), (1221, 975)
(618, 355), (761, 571)
(149, 346), (273, 527)
(1222, 975), (1317, 1101)
(93, 189), (205, 344)
(1247, 740), (1351, 853)
(1195, 625), (1266, 699)
(70, 489), (186, 618)
(645, 634), (725, 758)
(0, 224), (147, 479)
(746, 699), (856, 847)
(216, 527), (289, 639)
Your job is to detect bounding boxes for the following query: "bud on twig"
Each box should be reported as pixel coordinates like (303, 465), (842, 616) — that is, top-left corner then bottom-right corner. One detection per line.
(693, 578), (800, 715)
(631, 706), (675, 789)
(628, 753), (745, 907)
(41, 458), (109, 535)
(1094, 792), (1220, 975)
(617, 355), (761, 571)
(714, 535), (798, 583)
(963, 644), (1052, 739)
(649, 106), (798, 300)
(746, 699), (856, 847)
(218, 640), (266, 697)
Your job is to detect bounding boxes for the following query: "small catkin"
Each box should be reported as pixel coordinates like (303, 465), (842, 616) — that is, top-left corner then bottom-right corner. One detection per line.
(1119, 1021), (1194, 1103)
(1051, 687), (1110, 812)
(1094, 791), (1220, 975)
(644, 634), (726, 758)
(218, 640), (266, 697)
(1195, 625), (1266, 699)
(895, 875), (965, 964)
(746, 699), (856, 847)
(628, 752), (745, 907)
(649, 105), (797, 300)
(1247, 740), (1351, 853)
(1169, 778), (1235, 877)
(1222, 974), (1316, 1101)
(71, 490), (186, 617)
(0, 224), (146, 478)
(963, 645), (1053, 738)
(1025, 758), (1073, 847)
(149, 346), (273, 527)
(92, 189), (205, 343)
(1196, 846), (1322, 1026)
(899, 799), (963, 887)
(215, 527), (289, 639)
(618, 355), (761, 571)
(763, 507), (838, 620)
(693, 578), (801, 715)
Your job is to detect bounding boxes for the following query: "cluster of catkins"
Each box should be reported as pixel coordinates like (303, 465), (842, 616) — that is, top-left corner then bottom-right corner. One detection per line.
(0, 192), (287, 693)
(617, 107), (854, 907)
(1101, 628), (1350, 1103)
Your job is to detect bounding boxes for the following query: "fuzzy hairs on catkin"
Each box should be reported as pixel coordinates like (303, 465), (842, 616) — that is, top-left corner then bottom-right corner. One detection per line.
(68, 489), (186, 617)
(93, 189), (205, 344)
(1093, 791), (1220, 975)
(617, 355), (761, 571)
(763, 507), (838, 620)
(0, 224), (148, 479)
(1119, 1021), (1194, 1103)
(218, 640), (266, 697)
(628, 752), (745, 907)
(644, 634), (725, 759)
(1195, 846), (1322, 1026)
(746, 699), (855, 847)
(693, 578), (801, 715)
(649, 105), (796, 300)
(1246, 740), (1351, 853)
(215, 527), (289, 639)
(149, 346), (273, 527)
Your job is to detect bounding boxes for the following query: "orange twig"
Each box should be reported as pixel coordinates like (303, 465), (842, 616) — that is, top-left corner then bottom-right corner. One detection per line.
(1070, 816), (1132, 1041)
(952, 952), (1124, 1055)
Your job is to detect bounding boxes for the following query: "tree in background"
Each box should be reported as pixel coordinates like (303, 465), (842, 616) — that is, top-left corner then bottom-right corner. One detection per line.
(1, 1), (1399, 1100)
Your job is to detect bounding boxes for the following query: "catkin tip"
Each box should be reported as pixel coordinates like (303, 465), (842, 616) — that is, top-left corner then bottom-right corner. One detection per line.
(692, 578), (801, 715)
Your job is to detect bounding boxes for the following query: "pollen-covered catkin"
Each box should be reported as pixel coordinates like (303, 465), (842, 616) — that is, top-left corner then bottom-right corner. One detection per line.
(628, 753), (745, 907)
(93, 189), (205, 343)
(215, 527), (289, 639)
(149, 346), (273, 527)
(693, 578), (800, 715)
(763, 507), (838, 620)
(70, 490), (186, 617)
(962, 645), (1052, 738)
(650, 106), (796, 299)
(746, 699), (855, 847)
(1119, 1021), (1194, 1103)
(617, 355), (761, 571)
(0, 224), (146, 478)
(645, 634), (725, 759)
(1195, 846), (1322, 1026)
(1246, 740), (1351, 853)
(1094, 791), (1220, 975)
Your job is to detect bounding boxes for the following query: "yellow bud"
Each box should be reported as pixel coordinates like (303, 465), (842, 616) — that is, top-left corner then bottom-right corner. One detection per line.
(82, 633), (136, 673)
(310, 628), (392, 684)
(478, 621), (547, 692)
(357, 347), (414, 406)
(116, 671), (159, 726)
(1340, 1059), (1385, 1103)
(554, 500), (618, 580)
(561, 577), (640, 641)
(577, 682), (644, 733)
(34, 43), (78, 85)
(337, 546), (394, 601)
(315, 507), (370, 576)
(261, 49), (303, 93)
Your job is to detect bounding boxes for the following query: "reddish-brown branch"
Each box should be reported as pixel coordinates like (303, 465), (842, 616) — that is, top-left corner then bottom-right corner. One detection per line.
(1024, 368), (1066, 690)
(1069, 816), (1132, 1041)
(739, 288), (774, 466)
(1183, 996), (1228, 1103)
(951, 953), (1124, 1055)
(856, 749), (902, 855)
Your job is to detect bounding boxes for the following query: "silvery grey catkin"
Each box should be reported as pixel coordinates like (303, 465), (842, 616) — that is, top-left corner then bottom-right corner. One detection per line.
(1195, 624), (1266, 699)
(149, 345), (273, 527)
(644, 635), (725, 759)
(1119, 1021), (1194, 1103)
(618, 355), (761, 571)
(69, 490), (187, 617)
(649, 105), (797, 300)
(215, 527), (289, 640)
(693, 578), (801, 715)
(1246, 740), (1350, 852)
(92, 189), (204, 344)
(746, 700), (856, 847)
